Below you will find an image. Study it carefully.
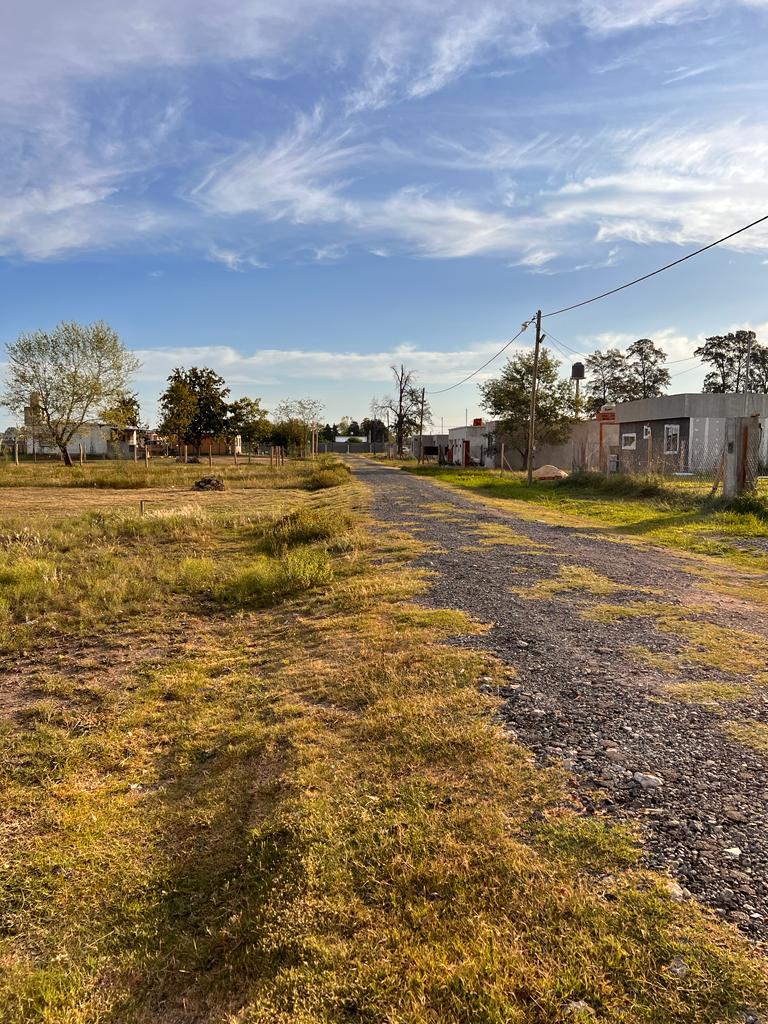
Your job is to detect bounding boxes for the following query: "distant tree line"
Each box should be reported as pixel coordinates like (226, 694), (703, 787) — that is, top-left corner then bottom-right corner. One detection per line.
(4, 320), (767, 468)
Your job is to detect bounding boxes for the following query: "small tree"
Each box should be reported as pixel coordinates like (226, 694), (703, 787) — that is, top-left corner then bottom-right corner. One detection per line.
(479, 348), (572, 466)
(274, 397), (325, 456)
(384, 365), (428, 455)
(624, 338), (670, 400)
(226, 397), (269, 452)
(158, 372), (198, 450)
(584, 348), (630, 415)
(2, 321), (139, 467)
(749, 345), (768, 393)
(360, 416), (388, 443)
(185, 368), (230, 453)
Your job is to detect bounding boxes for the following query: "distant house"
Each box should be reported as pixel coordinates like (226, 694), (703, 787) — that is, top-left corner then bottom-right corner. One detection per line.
(408, 432), (450, 461)
(20, 395), (141, 458)
(535, 393), (768, 475)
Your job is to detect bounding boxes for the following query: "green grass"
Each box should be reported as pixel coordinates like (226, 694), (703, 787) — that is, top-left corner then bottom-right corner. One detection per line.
(0, 458), (766, 1022)
(402, 466), (768, 570)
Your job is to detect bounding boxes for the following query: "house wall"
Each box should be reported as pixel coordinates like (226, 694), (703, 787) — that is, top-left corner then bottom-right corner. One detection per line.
(617, 417), (691, 474)
(446, 423), (497, 466)
(529, 420), (601, 472)
(36, 423), (110, 457)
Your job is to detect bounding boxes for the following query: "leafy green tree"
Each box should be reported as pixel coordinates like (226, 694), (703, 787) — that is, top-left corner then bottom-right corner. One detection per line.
(584, 348), (629, 415)
(479, 348), (572, 465)
(320, 423), (336, 442)
(2, 321), (139, 467)
(360, 417), (388, 442)
(226, 396), (269, 451)
(185, 367), (230, 453)
(100, 392), (142, 429)
(158, 371), (198, 449)
(624, 338), (670, 400)
(695, 331), (758, 393)
(159, 367), (230, 453)
(749, 345), (768, 393)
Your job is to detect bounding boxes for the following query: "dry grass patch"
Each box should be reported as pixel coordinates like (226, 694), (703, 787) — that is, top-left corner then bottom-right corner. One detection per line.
(581, 600), (683, 623)
(653, 614), (768, 676)
(723, 719), (768, 754)
(0, 460), (766, 1022)
(517, 564), (649, 600)
(664, 680), (754, 706)
(466, 522), (551, 549)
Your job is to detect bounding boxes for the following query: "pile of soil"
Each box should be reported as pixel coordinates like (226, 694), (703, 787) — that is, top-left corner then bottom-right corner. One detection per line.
(192, 476), (225, 491)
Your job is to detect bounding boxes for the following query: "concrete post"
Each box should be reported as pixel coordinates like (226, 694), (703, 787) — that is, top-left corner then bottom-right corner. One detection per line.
(723, 415), (761, 497)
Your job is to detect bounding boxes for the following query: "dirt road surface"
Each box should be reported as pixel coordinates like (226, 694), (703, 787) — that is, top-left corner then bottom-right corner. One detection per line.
(355, 459), (768, 938)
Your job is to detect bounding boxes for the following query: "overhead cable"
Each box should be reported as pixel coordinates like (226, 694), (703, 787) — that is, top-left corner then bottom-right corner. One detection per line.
(542, 214), (768, 319)
(428, 319), (533, 395)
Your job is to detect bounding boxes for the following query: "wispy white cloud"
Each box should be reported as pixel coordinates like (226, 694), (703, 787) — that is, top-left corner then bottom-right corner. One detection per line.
(190, 107), (363, 223)
(133, 336), (534, 390)
(545, 121), (768, 253)
(2, 0), (768, 265)
(208, 245), (267, 271)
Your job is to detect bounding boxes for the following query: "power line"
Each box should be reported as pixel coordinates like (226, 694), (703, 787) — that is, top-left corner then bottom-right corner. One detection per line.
(428, 319), (533, 395)
(667, 354), (700, 365)
(542, 213), (768, 319)
(426, 212), (767, 397)
(541, 327), (587, 359)
(670, 361), (705, 379)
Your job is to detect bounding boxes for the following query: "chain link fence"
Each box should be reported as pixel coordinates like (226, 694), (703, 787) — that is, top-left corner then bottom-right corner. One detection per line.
(575, 416), (766, 495)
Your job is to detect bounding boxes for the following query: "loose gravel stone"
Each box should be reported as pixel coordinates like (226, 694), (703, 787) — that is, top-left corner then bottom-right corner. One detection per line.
(357, 459), (768, 938)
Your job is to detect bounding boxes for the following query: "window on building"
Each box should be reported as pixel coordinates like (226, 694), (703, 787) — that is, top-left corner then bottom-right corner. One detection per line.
(621, 433), (637, 451)
(643, 424), (652, 440)
(664, 424), (680, 454)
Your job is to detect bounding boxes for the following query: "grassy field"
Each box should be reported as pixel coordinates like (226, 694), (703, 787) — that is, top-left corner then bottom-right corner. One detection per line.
(400, 465), (768, 570)
(1, 458), (766, 1022)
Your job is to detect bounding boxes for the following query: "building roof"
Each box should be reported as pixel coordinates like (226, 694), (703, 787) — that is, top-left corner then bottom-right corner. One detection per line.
(605, 393), (768, 422)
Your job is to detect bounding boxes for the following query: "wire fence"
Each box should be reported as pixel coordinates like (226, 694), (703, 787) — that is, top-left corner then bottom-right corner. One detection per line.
(573, 419), (766, 495)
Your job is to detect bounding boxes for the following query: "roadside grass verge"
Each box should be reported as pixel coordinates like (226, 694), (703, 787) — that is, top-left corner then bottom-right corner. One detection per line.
(0, 456), (348, 491)
(0, 461), (766, 1021)
(0, 472), (358, 653)
(401, 465), (768, 571)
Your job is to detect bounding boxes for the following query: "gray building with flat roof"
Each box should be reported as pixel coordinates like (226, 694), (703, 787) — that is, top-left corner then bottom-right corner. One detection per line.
(535, 393), (768, 475)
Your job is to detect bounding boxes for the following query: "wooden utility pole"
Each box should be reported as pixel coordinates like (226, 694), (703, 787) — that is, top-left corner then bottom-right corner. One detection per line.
(525, 309), (543, 487)
(418, 387), (425, 464)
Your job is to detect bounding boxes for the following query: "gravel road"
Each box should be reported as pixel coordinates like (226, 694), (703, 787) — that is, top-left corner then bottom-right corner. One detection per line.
(355, 459), (768, 939)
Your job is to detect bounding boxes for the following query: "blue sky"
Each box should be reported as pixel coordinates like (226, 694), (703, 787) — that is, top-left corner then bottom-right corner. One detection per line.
(2, 0), (768, 429)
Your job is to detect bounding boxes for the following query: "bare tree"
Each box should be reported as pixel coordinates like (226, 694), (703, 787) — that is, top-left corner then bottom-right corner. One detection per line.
(274, 397), (325, 456)
(384, 365), (429, 456)
(2, 322), (140, 467)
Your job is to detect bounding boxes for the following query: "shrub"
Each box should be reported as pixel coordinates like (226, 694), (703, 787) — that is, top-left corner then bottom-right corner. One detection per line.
(220, 547), (333, 606)
(715, 491), (768, 521)
(263, 508), (351, 554)
(176, 556), (217, 592)
(304, 462), (351, 491)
